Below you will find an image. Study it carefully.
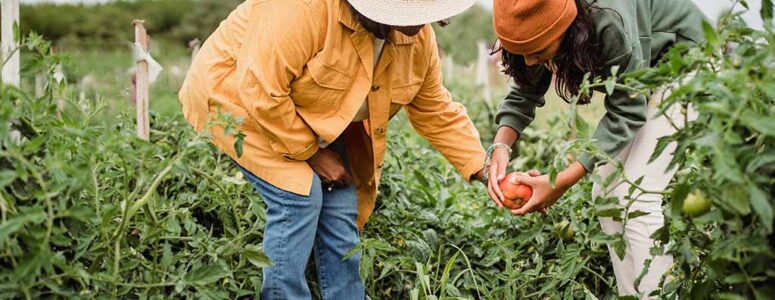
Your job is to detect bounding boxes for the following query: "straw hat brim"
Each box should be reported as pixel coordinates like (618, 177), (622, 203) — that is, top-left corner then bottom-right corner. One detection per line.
(347, 0), (477, 26)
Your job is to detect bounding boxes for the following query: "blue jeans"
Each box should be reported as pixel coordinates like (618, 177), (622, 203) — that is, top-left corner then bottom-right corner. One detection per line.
(238, 141), (365, 300)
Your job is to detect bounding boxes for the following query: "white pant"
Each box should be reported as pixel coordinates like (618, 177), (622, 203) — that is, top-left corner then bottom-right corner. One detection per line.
(592, 90), (697, 298)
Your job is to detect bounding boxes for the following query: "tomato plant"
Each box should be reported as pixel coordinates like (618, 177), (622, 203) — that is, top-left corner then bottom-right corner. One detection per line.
(1, 1), (773, 298)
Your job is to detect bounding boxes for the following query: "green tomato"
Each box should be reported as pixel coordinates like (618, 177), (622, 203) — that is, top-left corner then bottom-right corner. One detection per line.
(682, 191), (711, 217)
(555, 220), (575, 241)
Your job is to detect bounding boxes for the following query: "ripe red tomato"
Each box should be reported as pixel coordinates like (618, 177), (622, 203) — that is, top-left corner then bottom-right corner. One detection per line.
(499, 173), (533, 209)
(502, 198), (524, 210)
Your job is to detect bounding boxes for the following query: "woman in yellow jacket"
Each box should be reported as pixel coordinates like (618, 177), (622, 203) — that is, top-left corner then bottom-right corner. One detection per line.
(179, 0), (486, 298)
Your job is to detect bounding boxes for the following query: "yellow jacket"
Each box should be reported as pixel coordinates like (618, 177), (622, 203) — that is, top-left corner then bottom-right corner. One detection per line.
(179, 0), (486, 229)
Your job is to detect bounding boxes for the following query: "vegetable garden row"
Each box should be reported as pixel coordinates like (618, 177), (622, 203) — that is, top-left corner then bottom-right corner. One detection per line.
(1, 1), (773, 299)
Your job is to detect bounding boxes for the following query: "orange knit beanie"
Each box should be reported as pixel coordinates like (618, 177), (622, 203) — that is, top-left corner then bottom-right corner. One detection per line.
(493, 0), (578, 55)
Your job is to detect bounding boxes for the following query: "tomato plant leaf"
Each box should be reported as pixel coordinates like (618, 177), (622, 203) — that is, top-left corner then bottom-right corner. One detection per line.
(649, 136), (673, 164)
(722, 184), (751, 215)
(671, 183), (690, 217)
(742, 113), (775, 137)
(749, 185), (773, 232)
(627, 210), (650, 220)
(233, 131), (246, 158)
(604, 77), (616, 96)
(633, 258), (652, 294)
(596, 207), (622, 219)
(762, 0), (774, 20)
(438, 250), (460, 300)
(702, 20), (720, 47)
(413, 170), (430, 188)
(244, 245), (272, 268)
(612, 235), (626, 260)
(0, 170), (17, 189)
(0, 208), (46, 243)
(161, 242), (173, 268)
(184, 263), (229, 286)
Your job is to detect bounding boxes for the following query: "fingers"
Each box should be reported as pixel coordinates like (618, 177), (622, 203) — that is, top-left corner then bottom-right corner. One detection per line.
(509, 173), (541, 186)
(332, 152), (351, 188)
(335, 168), (353, 188)
(487, 176), (504, 208)
(487, 164), (503, 207)
(488, 164), (504, 206)
(496, 158), (508, 182)
(487, 183), (502, 208)
(492, 151), (509, 201)
(512, 203), (539, 216)
(528, 170), (541, 177)
(341, 164), (354, 186)
(343, 172), (354, 186)
(322, 168), (352, 191)
(321, 176), (338, 192)
(493, 160), (508, 201)
(492, 176), (505, 204)
(512, 196), (541, 216)
(508, 173), (526, 185)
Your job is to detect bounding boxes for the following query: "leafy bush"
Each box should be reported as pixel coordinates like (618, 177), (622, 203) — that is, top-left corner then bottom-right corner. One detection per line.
(1, 36), (268, 298)
(433, 4), (496, 65)
(541, 5), (775, 298)
(629, 10), (775, 299)
(19, 0), (492, 64)
(18, 0), (233, 49)
(2, 1), (774, 299)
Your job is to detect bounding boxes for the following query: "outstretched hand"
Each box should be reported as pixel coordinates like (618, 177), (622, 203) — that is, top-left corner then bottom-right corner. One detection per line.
(509, 162), (588, 216)
(486, 147), (511, 208)
(507, 172), (569, 216)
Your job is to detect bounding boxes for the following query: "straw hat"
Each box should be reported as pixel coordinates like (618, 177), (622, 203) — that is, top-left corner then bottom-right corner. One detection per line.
(347, 0), (477, 26)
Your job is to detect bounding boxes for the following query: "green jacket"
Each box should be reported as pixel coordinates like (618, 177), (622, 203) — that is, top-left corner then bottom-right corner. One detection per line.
(495, 0), (707, 171)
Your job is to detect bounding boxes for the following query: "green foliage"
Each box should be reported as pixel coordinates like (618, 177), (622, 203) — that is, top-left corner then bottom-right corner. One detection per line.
(20, 0), (491, 65)
(552, 5), (775, 298)
(360, 119), (615, 298)
(169, 0), (244, 44)
(639, 12), (775, 299)
(2, 1), (774, 299)
(19, 0), (240, 49)
(433, 4), (496, 65)
(1, 35), (266, 298)
(1, 31), (615, 299)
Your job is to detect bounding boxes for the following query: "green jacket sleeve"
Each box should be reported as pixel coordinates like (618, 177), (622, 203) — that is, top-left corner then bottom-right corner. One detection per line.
(577, 14), (648, 172)
(495, 66), (552, 144)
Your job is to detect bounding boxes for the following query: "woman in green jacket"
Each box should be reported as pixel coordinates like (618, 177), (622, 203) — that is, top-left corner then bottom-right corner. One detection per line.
(486, 0), (706, 297)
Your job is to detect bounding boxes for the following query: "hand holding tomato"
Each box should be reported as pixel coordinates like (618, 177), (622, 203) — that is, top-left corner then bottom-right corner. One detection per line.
(507, 162), (587, 216)
(508, 173), (569, 216)
(486, 147), (511, 207)
(498, 173), (534, 209)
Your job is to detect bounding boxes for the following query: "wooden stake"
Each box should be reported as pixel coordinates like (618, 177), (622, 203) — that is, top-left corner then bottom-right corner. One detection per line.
(1, 0), (20, 87)
(134, 20), (150, 141)
(53, 64), (65, 116)
(34, 72), (46, 97)
(188, 38), (201, 63)
(475, 41), (492, 101)
(443, 55), (454, 79)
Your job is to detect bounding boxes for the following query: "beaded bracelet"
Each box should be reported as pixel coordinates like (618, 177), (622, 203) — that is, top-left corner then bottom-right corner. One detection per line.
(482, 143), (512, 183)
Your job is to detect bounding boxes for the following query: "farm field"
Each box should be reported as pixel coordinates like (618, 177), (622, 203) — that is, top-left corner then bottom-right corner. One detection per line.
(1, 1), (774, 299)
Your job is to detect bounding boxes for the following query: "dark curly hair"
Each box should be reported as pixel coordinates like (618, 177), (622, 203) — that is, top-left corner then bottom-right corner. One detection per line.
(498, 0), (603, 104)
(347, 2), (449, 41)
